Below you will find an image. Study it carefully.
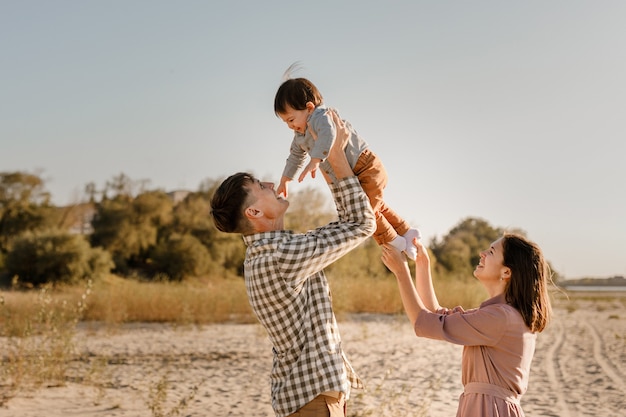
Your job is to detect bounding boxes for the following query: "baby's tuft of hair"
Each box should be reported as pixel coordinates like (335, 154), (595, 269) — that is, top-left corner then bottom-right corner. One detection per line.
(281, 61), (304, 81)
(274, 64), (323, 114)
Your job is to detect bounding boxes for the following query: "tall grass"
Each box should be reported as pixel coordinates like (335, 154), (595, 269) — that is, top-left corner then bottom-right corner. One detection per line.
(0, 282), (91, 404)
(330, 272), (488, 318)
(0, 270), (486, 406)
(1, 272), (488, 328)
(82, 274), (255, 324)
(0, 270), (584, 414)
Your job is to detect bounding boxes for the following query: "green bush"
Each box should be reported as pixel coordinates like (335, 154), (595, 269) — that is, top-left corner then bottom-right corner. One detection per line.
(151, 234), (213, 281)
(5, 229), (113, 285)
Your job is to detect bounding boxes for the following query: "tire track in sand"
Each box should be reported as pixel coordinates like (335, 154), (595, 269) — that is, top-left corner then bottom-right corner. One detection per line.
(543, 319), (573, 417)
(583, 320), (626, 395)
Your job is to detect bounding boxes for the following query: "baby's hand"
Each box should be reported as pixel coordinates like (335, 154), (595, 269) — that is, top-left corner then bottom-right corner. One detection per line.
(277, 176), (290, 198)
(298, 159), (321, 183)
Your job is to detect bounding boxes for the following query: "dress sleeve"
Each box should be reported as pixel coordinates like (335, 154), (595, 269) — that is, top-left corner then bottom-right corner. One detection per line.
(415, 304), (509, 346)
(276, 176), (375, 287)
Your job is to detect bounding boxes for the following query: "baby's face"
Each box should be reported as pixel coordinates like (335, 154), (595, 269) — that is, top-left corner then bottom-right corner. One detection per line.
(277, 105), (311, 135)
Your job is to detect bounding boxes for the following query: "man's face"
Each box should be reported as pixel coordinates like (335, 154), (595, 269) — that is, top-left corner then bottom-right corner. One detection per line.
(247, 179), (289, 221)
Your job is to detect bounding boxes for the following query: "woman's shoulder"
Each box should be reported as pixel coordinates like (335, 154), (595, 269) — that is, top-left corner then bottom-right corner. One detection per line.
(480, 300), (525, 327)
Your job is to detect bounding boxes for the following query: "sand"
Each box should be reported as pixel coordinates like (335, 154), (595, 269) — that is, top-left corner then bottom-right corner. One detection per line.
(1, 295), (624, 417)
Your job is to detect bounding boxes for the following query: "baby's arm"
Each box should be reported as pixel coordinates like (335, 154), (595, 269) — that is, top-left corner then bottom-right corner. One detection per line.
(281, 136), (309, 197)
(298, 158), (322, 183)
(307, 111), (336, 162)
(277, 176), (291, 198)
(298, 110), (336, 183)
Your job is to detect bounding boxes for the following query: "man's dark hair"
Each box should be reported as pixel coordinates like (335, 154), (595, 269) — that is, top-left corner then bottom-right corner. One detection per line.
(210, 172), (255, 234)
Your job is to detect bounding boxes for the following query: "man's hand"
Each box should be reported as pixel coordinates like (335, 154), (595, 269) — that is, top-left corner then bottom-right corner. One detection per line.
(329, 109), (350, 152)
(325, 109), (353, 180)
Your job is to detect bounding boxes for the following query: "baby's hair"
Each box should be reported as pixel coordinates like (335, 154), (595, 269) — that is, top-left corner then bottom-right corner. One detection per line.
(281, 61), (304, 81)
(274, 62), (323, 114)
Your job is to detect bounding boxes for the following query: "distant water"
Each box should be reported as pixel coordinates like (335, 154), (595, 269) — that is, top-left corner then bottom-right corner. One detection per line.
(563, 285), (626, 292)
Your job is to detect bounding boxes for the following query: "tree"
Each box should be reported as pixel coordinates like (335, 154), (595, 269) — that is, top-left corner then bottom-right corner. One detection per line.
(168, 191), (217, 248)
(84, 181), (98, 203)
(5, 229), (113, 285)
(90, 190), (173, 272)
(430, 217), (506, 278)
(151, 234), (212, 280)
(0, 171), (59, 253)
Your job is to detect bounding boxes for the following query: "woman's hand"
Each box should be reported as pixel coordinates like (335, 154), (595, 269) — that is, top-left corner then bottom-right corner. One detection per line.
(411, 238), (430, 266)
(382, 242), (424, 324)
(381, 243), (410, 276)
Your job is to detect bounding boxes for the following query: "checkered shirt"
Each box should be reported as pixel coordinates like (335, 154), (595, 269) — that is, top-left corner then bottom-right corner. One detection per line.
(242, 176), (375, 416)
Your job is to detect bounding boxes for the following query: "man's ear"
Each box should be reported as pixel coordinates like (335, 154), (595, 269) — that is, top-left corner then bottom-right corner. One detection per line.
(245, 206), (262, 220)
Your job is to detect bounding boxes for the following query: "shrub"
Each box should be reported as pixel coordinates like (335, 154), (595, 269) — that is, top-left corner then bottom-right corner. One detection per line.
(5, 229), (113, 285)
(151, 234), (213, 280)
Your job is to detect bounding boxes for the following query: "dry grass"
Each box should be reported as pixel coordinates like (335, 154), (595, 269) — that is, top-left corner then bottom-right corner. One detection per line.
(0, 275), (253, 412)
(0, 282), (90, 405)
(82, 274), (254, 324)
(0, 273), (618, 415)
(0, 272), (491, 329)
(330, 273), (488, 318)
(0, 271), (485, 407)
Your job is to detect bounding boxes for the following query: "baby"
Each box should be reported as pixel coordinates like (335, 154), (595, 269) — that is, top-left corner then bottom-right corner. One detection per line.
(274, 72), (420, 259)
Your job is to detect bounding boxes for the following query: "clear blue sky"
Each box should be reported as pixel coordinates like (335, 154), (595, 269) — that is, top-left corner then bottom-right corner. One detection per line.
(2, 1), (625, 279)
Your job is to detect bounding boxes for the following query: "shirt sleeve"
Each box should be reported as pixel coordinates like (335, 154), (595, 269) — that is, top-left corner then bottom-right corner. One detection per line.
(282, 135), (307, 179)
(276, 176), (375, 287)
(415, 304), (509, 347)
(307, 110), (336, 161)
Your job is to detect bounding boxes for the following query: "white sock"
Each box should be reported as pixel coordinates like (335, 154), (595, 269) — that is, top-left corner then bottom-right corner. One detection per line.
(389, 235), (406, 252)
(403, 228), (421, 260)
(403, 228), (421, 242)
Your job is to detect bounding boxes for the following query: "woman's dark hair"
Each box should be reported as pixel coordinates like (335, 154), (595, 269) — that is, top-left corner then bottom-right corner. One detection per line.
(274, 77), (323, 114)
(502, 233), (552, 332)
(210, 172), (255, 234)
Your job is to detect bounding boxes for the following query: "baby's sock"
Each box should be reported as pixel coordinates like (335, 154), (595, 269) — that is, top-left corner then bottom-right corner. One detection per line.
(389, 235), (406, 252)
(403, 228), (422, 260)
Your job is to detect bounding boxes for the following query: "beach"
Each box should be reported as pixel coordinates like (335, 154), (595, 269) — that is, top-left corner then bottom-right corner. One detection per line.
(1, 295), (624, 417)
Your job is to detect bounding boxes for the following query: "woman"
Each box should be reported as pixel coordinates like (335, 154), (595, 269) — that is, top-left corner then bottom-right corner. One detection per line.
(381, 233), (552, 417)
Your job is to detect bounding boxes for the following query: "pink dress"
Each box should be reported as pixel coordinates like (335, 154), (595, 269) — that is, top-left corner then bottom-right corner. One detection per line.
(415, 294), (536, 417)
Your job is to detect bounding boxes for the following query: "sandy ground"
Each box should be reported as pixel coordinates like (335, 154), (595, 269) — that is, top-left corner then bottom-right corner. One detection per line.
(0, 295), (624, 417)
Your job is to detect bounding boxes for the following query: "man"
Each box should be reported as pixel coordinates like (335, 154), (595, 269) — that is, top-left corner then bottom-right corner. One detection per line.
(210, 112), (376, 417)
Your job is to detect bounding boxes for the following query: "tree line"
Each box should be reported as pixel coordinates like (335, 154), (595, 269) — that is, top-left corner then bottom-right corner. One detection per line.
(0, 171), (560, 287)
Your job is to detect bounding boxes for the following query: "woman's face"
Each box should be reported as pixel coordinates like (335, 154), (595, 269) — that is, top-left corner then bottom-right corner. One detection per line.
(474, 237), (506, 282)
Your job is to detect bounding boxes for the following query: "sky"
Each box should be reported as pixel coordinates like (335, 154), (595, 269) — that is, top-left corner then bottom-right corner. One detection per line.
(2, 1), (625, 279)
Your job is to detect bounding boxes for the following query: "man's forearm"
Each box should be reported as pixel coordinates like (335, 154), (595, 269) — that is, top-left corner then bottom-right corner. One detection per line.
(326, 148), (352, 180)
